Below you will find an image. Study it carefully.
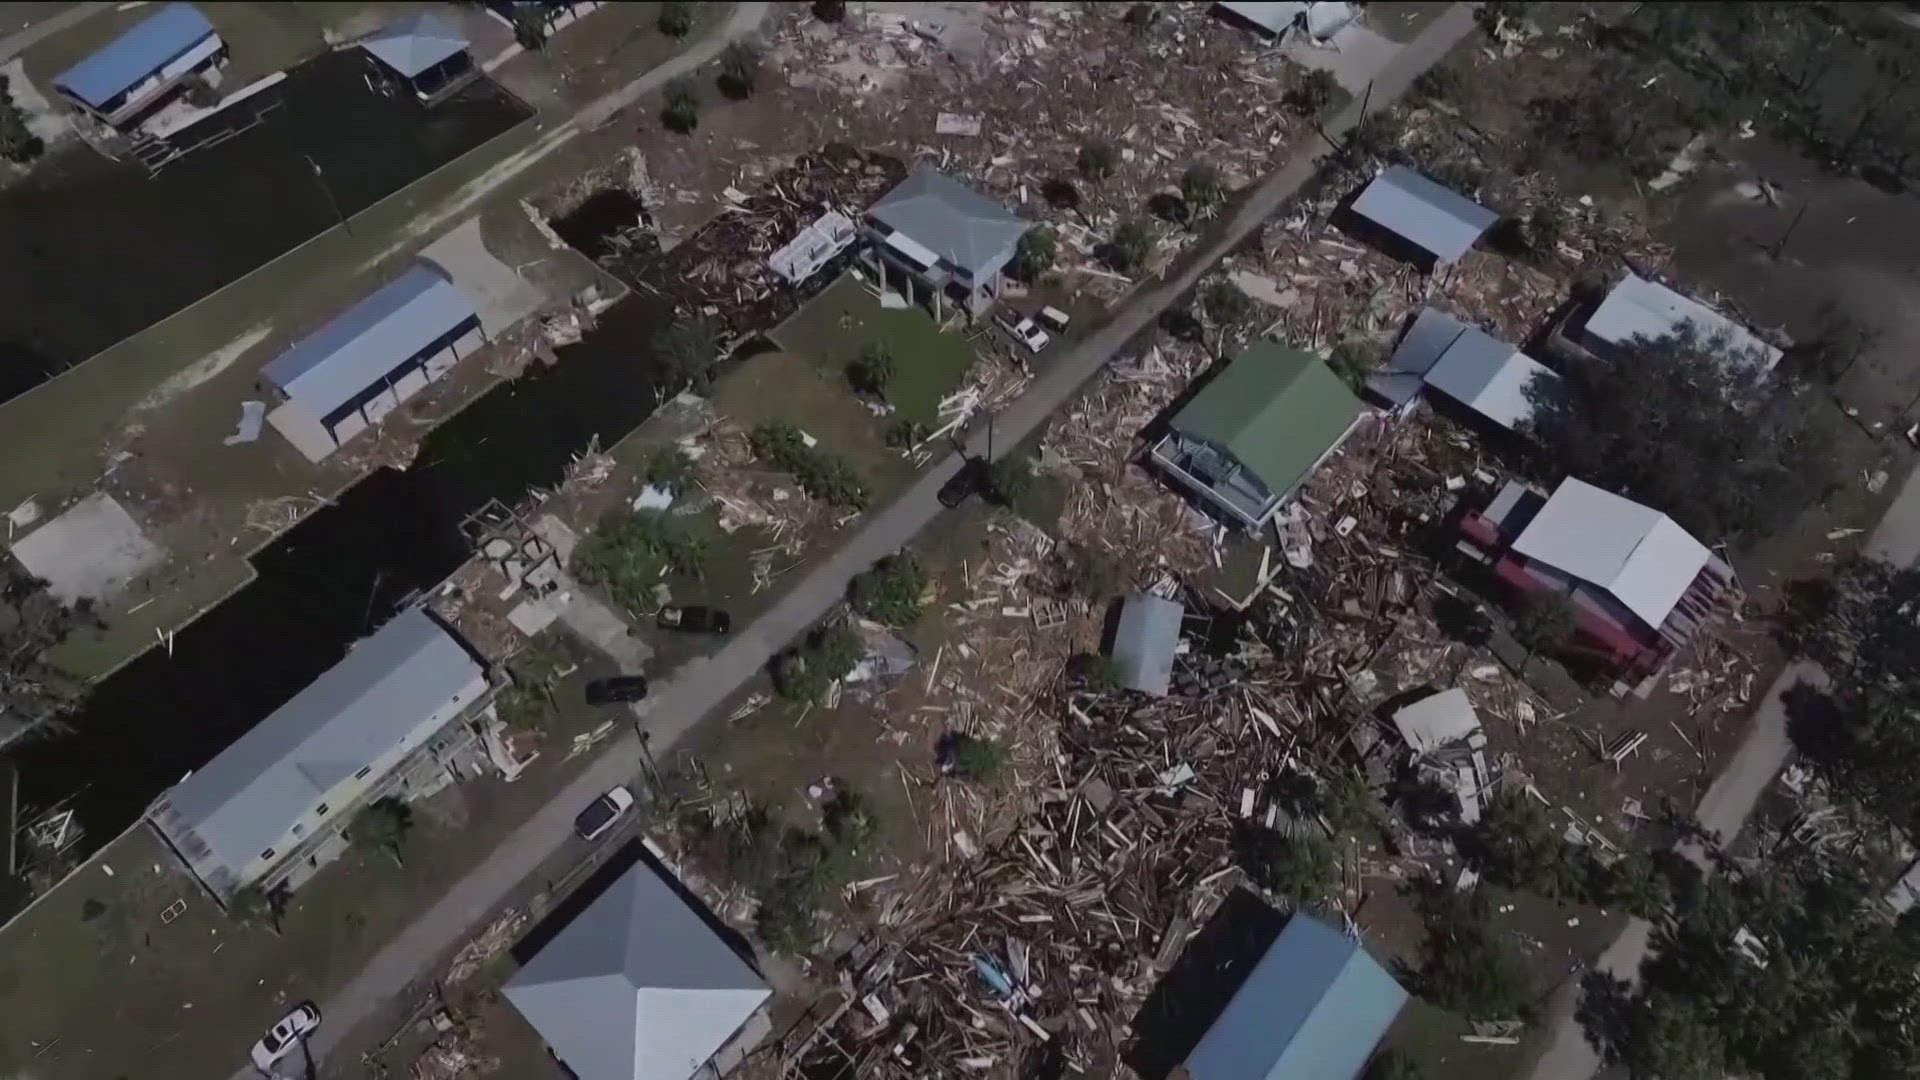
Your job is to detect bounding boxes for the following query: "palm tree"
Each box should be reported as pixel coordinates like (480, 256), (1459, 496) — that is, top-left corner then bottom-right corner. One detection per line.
(352, 798), (415, 867)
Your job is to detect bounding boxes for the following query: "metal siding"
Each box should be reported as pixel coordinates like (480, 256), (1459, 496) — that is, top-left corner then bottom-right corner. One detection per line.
(54, 4), (216, 108)
(261, 265), (478, 420)
(1351, 165), (1498, 263)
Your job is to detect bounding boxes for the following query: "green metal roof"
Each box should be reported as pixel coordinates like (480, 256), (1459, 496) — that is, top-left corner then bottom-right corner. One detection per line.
(1171, 342), (1363, 495)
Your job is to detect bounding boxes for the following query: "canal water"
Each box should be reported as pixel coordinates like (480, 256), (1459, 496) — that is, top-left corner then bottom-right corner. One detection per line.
(11, 201), (677, 854)
(0, 50), (531, 403)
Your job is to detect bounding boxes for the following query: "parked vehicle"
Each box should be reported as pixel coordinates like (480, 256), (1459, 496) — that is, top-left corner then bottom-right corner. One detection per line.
(938, 457), (991, 508)
(1037, 305), (1071, 333)
(996, 313), (1051, 353)
(574, 785), (636, 842)
(656, 605), (733, 635)
(584, 675), (649, 705)
(250, 1003), (321, 1072)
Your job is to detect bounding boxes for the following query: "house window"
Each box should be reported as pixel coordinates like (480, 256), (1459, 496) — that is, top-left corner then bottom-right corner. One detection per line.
(315, 803), (330, 816)
(260, 848), (276, 861)
(291, 823), (304, 838)
(353, 766), (372, 780)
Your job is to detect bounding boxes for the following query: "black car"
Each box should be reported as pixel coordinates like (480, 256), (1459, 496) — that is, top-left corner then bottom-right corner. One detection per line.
(584, 675), (649, 706)
(938, 457), (990, 508)
(657, 605), (732, 634)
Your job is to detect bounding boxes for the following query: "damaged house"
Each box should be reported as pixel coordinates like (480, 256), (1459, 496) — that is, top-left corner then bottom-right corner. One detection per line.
(1344, 165), (1498, 268)
(859, 167), (1030, 321)
(1368, 307), (1561, 431)
(1558, 271), (1784, 373)
(1456, 477), (1739, 691)
(1149, 342), (1364, 530)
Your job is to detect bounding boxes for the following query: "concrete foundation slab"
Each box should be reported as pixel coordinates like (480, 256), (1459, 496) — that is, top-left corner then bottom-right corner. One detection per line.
(9, 492), (165, 605)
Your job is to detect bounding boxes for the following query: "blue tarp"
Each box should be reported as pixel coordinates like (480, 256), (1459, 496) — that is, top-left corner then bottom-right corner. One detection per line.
(261, 264), (477, 419)
(55, 3), (216, 109)
(1185, 913), (1407, 1080)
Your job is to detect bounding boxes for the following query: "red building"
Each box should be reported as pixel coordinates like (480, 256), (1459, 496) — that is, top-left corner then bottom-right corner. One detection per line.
(1456, 477), (1739, 693)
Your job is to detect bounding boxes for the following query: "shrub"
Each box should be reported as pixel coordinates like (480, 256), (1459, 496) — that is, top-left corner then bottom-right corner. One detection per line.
(750, 423), (869, 510)
(1077, 140), (1119, 181)
(847, 342), (895, 395)
(1233, 823), (1337, 902)
(1181, 162), (1224, 214)
(0, 75), (45, 164)
(1068, 652), (1121, 693)
(640, 446), (697, 495)
(353, 798), (415, 866)
(885, 419), (927, 449)
(1286, 69), (1339, 117)
(658, 0), (694, 37)
(1012, 226), (1058, 281)
(1327, 339), (1374, 393)
(940, 732), (1007, 782)
(1107, 219), (1154, 272)
(662, 77), (699, 133)
(849, 552), (926, 626)
(1204, 278), (1253, 325)
(718, 40), (761, 99)
(773, 621), (865, 703)
(572, 508), (710, 610)
(513, 7), (549, 50)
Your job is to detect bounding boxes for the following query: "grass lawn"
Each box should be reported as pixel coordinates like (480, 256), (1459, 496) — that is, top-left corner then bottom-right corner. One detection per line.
(770, 273), (986, 429)
(709, 349), (918, 498)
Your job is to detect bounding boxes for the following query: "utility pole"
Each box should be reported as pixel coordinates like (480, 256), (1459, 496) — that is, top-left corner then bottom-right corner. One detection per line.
(303, 153), (350, 236)
(1771, 202), (1807, 261)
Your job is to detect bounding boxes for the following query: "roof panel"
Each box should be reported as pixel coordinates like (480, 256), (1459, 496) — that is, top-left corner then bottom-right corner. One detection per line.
(1111, 594), (1184, 695)
(1351, 165), (1498, 263)
(1217, 1), (1309, 33)
(1392, 688), (1481, 755)
(261, 264), (477, 419)
(1421, 323), (1559, 430)
(1185, 913), (1405, 1080)
(866, 168), (1030, 277)
(1585, 273), (1783, 370)
(1172, 342), (1363, 497)
(162, 609), (484, 875)
(505, 860), (770, 1080)
(1369, 307), (1468, 406)
(362, 12), (469, 79)
(1510, 478), (1711, 628)
(55, 3), (217, 108)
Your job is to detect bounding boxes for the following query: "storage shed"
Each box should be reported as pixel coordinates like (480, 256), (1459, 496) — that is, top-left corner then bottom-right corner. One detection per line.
(1110, 593), (1185, 696)
(261, 263), (483, 462)
(53, 3), (226, 128)
(1348, 165), (1498, 265)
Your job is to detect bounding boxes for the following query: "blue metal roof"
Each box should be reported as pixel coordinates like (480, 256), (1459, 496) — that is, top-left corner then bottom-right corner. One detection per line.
(261, 263), (477, 419)
(54, 3), (217, 109)
(1185, 913), (1408, 1080)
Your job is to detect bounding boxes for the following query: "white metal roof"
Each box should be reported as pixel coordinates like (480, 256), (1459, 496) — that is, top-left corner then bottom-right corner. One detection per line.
(1511, 478), (1712, 629)
(361, 12), (468, 79)
(1216, 1), (1308, 34)
(1585, 273), (1783, 371)
(1350, 166), (1498, 264)
(1423, 336), (1559, 430)
(1391, 689), (1481, 756)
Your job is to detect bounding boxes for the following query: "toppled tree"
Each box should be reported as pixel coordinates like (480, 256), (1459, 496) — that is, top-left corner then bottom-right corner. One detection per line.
(1077, 140), (1119, 181)
(749, 422), (869, 510)
(659, 0), (694, 36)
(654, 313), (717, 390)
(848, 552), (926, 627)
(772, 620), (864, 703)
(937, 732), (1006, 782)
(352, 798), (415, 867)
(1106, 218), (1154, 273)
(846, 342), (894, 396)
(1285, 69), (1339, 117)
(661, 77), (699, 133)
(718, 40), (762, 99)
(1521, 326), (1832, 542)
(1011, 226), (1058, 281)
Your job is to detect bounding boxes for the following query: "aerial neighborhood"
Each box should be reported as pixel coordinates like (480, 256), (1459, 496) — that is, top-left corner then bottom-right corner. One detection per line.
(3, 3), (1919, 1080)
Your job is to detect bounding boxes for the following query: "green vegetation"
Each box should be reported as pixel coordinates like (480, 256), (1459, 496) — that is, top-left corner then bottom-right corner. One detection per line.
(848, 552), (927, 627)
(512, 6), (549, 50)
(1363, 1050), (1430, 1080)
(718, 40), (762, 99)
(885, 419), (927, 449)
(639, 445), (698, 496)
(1319, 769), (1381, 838)
(1, 562), (93, 744)
(1232, 824), (1337, 902)
(352, 798), (415, 867)
(697, 797), (872, 955)
(572, 508), (711, 611)
(1181, 162), (1224, 215)
(1407, 879), (1536, 1020)
(749, 422), (869, 510)
(1012, 226), (1059, 281)
(1286, 69), (1339, 117)
(1107, 219), (1155, 272)
(846, 342), (895, 396)
(0, 75), (43, 164)
(1203, 278), (1253, 326)
(1326, 339), (1374, 394)
(1077, 140), (1119, 181)
(1521, 326), (1832, 543)
(653, 314), (718, 390)
(1513, 591), (1578, 669)
(1068, 652), (1122, 694)
(940, 732), (1007, 783)
(1051, 540), (1128, 600)
(772, 620), (865, 703)
(658, 0), (694, 37)
(662, 77), (699, 133)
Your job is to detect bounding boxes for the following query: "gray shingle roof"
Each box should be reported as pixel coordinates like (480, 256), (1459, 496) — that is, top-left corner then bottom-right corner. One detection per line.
(1111, 593), (1184, 696)
(866, 168), (1030, 278)
(362, 12), (468, 79)
(505, 860), (770, 1080)
(261, 263), (477, 419)
(160, 609), (483, 877)
(1350, 165), (1498, 263)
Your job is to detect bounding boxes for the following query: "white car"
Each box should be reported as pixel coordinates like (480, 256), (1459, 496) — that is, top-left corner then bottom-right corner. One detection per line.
(1036, 305), (1071, 333)
(998, 314), (1051, 354)
(250, 1003), (320, 1072)
(574, 785), (636, 842)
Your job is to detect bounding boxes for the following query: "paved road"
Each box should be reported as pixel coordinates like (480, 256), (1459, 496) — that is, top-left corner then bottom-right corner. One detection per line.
(286, 5), (1481, 1073)
(1523, 460), (1920, 1079)
(0, 1), (98, 62)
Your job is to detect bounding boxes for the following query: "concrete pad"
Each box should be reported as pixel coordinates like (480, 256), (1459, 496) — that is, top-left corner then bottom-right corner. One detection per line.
(1284, 20), (1401, 94)
(10, 492), (165, 605)
(420, 216), (546, 337)
(266, 402), (338, 463)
